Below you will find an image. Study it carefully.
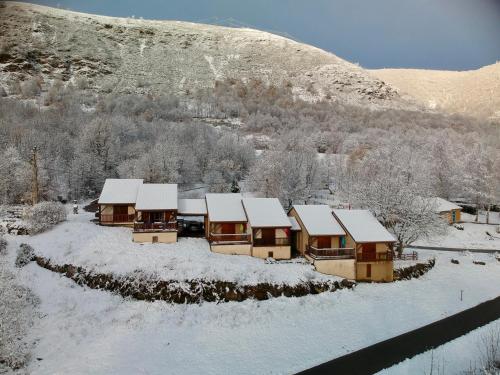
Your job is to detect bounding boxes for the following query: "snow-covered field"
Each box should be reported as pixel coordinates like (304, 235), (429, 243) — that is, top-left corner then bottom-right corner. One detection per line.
(2, 213), (500, 374)
(414, 221), (500, 250)
(378, 319), (500, 374)
(19, 211), (337, 286)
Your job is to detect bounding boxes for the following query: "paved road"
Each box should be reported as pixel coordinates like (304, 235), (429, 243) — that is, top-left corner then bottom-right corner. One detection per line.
(297, 296), (500, 375)
(409, 245), (499, 253)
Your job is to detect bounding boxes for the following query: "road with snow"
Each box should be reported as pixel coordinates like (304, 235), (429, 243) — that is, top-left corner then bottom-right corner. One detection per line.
(299, 296), (500, 374)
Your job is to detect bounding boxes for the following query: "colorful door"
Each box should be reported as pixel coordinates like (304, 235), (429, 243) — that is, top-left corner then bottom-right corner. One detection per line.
(363, 243), (376, 261)
(261, 228), (275, 246)
(221, 223), (236, 241)
(317, 236), (331, 249)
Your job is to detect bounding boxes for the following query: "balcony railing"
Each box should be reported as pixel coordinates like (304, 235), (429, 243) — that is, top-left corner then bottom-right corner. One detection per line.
(209, 233), (251, 244)
(134, 221), (178, 232)
(253, 237), (290, 247)
(306, 245), (355, 260)
(101, 214), (135, 223)
(357, 251), (393, 262)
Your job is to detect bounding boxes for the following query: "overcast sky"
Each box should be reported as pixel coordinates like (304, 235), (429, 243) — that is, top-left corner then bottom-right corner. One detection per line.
(18, 0), (500, 70)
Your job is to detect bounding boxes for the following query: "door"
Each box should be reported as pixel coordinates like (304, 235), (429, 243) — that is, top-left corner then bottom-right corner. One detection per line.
(363, 243), (376, 261)
(366, 264), (372, 278)
(221, 223), (236, 242)
(113, 205), (129, 222)
(261, 228), (275, 246)
(317, 236), (331, 249)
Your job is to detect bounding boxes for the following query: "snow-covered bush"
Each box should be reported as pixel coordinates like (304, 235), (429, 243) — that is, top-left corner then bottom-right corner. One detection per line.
(0, 258), (39, 370)
(0, 236), (7, 256)
(478, 324), (500, 373)
(24, 201), (67, 234)
(15, 244), (34, 268)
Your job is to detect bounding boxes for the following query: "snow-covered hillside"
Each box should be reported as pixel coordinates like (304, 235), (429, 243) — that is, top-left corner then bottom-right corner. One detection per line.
(2, 216), (500, 374)
(0, 2), (415, 109)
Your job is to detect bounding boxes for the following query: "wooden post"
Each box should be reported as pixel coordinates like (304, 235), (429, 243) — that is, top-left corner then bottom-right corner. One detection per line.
(31, 146), (39, 205)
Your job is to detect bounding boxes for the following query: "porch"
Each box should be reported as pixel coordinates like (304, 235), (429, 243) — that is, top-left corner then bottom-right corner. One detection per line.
(101, 214), (135, 223)
(133, 221), (178, 232)
(356, 251), (394, 262)
(209, 233), (251, 244)
(306, 245), (355, 260)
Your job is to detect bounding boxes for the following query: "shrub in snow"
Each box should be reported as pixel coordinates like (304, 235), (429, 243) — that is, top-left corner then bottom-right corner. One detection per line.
(0, 260), (39, 370)
(0, 236), (7, 256)
(15, 244), (34, 268)
(478, 324), (500, 373)
(24, 201), (67, 234)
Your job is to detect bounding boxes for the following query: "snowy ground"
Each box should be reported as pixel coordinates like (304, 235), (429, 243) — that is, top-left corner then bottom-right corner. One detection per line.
(378, 319), (500, 374)
(414, 221), (500, 250)
(17, 211), (337, 286)
(2, 230), (499, 374)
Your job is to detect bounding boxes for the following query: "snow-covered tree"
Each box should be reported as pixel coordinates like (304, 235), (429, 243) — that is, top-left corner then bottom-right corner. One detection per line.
(346, 143), (446, 253)
(245, 149), (322, 209)
(0, 147), (31, 204)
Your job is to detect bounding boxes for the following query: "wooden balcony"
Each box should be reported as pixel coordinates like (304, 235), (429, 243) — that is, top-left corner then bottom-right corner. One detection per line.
(101, 214), (135, 223)
(209, 233), (251, 244)
(253, 237), (290, 247)
(357, 251), (393, 262)
(134, 221), (178, 232)
(306, 245), (355, 260)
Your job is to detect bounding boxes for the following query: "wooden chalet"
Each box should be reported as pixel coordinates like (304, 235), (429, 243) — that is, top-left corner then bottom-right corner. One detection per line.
(132, 183), (178, 243)
(98, 179), (143, 226)
(430, 197), (462, 224)
(242, 198), (292, 260)
(333, 209), (396, 282)
(288, 205), (356, 279)
(205, 193), (251, 255)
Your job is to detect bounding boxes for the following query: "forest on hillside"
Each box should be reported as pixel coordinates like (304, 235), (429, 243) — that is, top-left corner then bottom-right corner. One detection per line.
(0, 77), (499, 216)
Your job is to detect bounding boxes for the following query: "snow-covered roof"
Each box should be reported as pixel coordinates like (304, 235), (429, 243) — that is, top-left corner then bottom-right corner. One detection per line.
(135, 184), (177, 210)
(333, 209), (396, 243)
(205, 193), (247, 222)
(178, 199), (207, 215)
(292, 205), (345, 236)
(288, 216), (301, 231)
(98, 179), (143, 204)
(429, 197), (462, 213)
(242, 198), (291, 228)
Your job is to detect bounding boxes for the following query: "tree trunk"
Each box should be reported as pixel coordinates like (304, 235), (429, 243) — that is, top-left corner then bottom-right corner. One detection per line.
(395, 241), (404, 258)
(486, 204), (490, 224)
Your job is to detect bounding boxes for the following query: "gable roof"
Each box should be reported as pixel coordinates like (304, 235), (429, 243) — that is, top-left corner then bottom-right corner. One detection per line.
(98, 179), (143, 204)
(135, 184), (177, 210)
(288, 216), (301, 231)
(205, 193), (247, 222)
(178, 199), (207, 215)
(430, 197), (462, 212)
(242, 198), (291, 228)
(332, 209), (396, 243)
(292, 205), (345, 236)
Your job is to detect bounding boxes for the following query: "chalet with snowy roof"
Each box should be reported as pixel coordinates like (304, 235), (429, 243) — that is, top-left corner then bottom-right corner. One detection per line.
(430, 197), (462, 224)
(98, 179), (143, 226)
(333, 209), (396, 282)
(205, 193), (251, 255)
(242, 198), (292, 260)
(132, 184), (178, 243)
